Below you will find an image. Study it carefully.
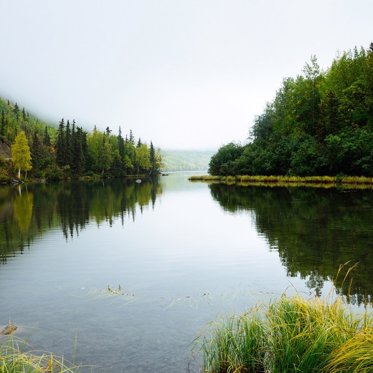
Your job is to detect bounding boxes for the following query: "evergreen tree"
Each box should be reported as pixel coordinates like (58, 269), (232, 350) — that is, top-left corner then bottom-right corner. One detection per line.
(65, 120), (72, 167)
(43, 127), (51, 146)
(74, 126), (86, 175)
(129, 129), (135, 144)
(56, 119), (65, 166)
(13, 103), (19, 121)
(118, 127), (125, 159)
(149, 141), (156, 174)
(11, 131), (32, 178)
(31, 131), (43, 172)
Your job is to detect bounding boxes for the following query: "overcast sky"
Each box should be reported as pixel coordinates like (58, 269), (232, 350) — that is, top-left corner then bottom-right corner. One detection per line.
(0, 1), (372, 150)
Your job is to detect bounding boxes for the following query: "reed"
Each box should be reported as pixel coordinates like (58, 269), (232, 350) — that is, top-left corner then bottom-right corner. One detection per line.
(0, 338), (77, 373)
(189, 175), (373, 189)
(200, 295), (373, 373)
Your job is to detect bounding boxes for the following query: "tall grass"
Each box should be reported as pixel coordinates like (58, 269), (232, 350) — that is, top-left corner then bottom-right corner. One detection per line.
(0, 338), (77, 373)
(200, 295), (373, 373)
(189, 175), (373, 189)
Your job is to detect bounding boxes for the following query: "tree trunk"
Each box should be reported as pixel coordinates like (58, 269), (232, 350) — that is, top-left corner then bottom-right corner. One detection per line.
(18, 168), (21, 179)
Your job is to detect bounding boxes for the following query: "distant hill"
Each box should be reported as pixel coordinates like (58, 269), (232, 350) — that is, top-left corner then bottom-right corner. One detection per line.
(161, 149), (215, 171)
(0, 96), (55, 144)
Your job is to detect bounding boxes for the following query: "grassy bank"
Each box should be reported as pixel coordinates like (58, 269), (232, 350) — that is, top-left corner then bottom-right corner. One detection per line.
(189, 175), (373, 189)
(0, 338), (77, 373)
(201, 295), (373, 373)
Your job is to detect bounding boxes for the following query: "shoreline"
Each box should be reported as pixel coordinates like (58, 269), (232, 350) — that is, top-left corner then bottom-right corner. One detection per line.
(189, 175), (373, 189)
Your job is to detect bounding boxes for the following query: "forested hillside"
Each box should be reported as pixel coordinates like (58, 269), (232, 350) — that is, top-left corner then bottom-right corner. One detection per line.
(161, 149), (214, 171)
(209, 44), (373, 176)
(0, 97), (162, 181)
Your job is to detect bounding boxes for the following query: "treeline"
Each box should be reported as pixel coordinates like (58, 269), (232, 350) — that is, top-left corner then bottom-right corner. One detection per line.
(210, 43), (373, 176)
(0, 98), (162, 181)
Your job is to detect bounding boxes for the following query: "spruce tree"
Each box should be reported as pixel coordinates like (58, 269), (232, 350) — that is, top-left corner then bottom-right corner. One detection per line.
(43, 127), (51, 146)
(56, 119), (65, 166)
(13, 103), (20, 121)
(129, 129), (135, 144)
(118, 126), (125, 159)
(31, 131), (43, 172)
(150, 141), (156, 174)
(65, 120), (72, 167)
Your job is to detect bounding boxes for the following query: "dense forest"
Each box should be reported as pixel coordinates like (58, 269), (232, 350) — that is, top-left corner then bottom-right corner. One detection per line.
(209, 44), (373, 176)
(0, 98), (162, 181)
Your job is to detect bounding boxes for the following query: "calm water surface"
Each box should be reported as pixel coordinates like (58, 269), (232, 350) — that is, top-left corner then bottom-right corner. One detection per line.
(0, 174), (372, 372)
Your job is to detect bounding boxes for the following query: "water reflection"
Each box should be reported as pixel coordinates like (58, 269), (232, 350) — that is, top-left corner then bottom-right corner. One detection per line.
(209, 184), (373, 305)
(0, 179), (162, 262)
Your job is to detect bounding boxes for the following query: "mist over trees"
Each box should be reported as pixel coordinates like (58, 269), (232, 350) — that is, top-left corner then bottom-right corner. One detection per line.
(0, 98), (162, 181)
(209, 44), (373, 176)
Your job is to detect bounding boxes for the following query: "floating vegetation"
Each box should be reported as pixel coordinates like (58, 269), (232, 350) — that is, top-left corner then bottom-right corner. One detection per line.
(200, 295), (373, 373)
(106, 284), (135, 297)
(164, 292), (212, 310)
(189, 175), (373, 189)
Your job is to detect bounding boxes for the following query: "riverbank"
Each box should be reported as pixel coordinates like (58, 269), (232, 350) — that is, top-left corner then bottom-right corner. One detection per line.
(189, 175), (373, 189)
(201, 295), (373, 373)
(0, 173), (158, 185)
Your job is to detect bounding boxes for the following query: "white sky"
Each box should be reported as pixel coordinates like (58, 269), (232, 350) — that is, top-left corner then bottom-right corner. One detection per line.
(0, 0), (372, 150)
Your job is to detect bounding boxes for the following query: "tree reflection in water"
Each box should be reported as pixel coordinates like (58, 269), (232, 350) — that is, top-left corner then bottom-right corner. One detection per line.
(0, 179), (162, 262)
(209, 184), (373, 305)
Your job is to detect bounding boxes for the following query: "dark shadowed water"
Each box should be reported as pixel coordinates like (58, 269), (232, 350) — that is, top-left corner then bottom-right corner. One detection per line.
(0, 174), (372, 372)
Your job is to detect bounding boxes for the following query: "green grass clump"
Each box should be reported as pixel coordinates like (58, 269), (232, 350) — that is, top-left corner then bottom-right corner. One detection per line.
(0, 338), (77, 373)
(202, 309), (266, 373)
(189, 175), (373, 189)
(201, 295), (373, 373)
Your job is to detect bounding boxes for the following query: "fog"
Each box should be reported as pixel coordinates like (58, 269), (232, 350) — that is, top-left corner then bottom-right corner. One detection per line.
(0, 0), (372, 149)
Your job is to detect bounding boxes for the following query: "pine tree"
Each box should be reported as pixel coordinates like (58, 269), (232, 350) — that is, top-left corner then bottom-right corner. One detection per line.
(149, 141), (156, 174)
(118, 126), (125, 159)
(11, 131), (32, 178)
(56, 119), (65, 166)
(65, 120), (72, 166)
(43, 127), (51, 146)
(71, 120), (77, 170)
(13, 103), (20, 121)
(31, 131), (43, 171)
(129, 129), (135, 144)
(74, 126), (86, 174)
